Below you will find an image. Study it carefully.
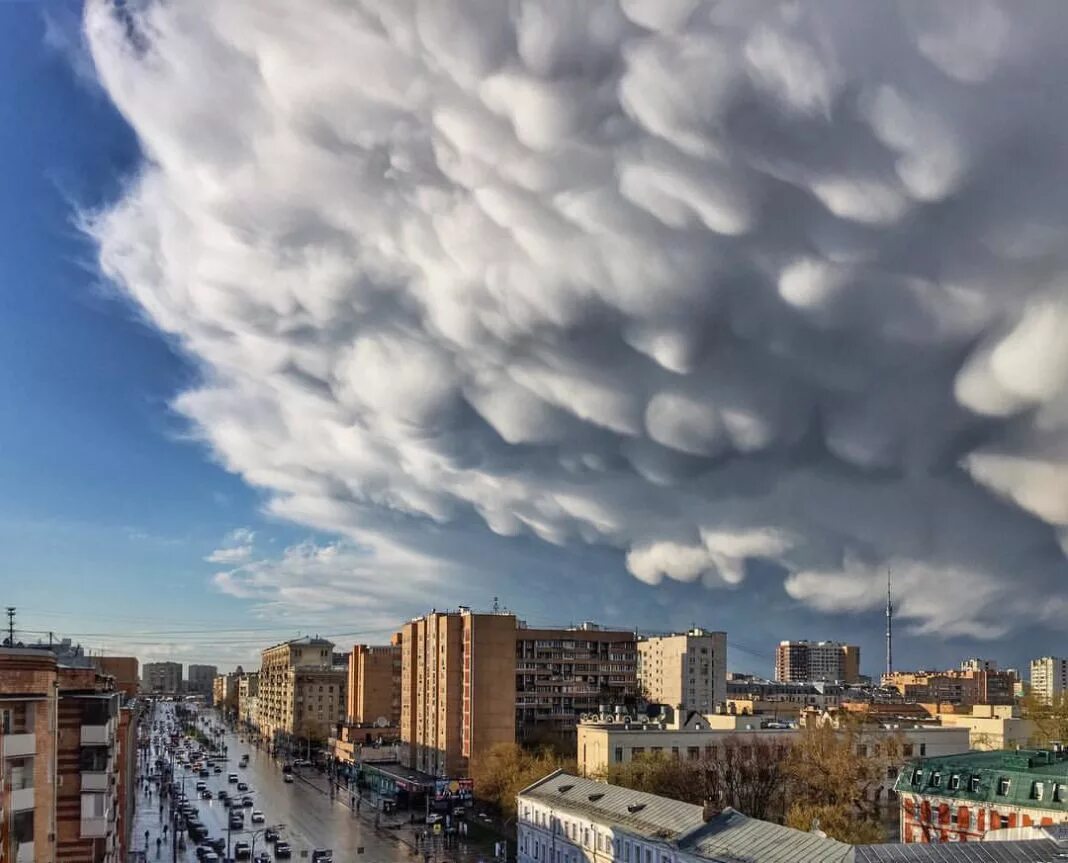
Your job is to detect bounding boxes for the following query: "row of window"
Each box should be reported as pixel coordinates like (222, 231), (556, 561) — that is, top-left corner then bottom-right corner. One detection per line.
(910, 769), (1064, 802)
(520, 818), (671, 863)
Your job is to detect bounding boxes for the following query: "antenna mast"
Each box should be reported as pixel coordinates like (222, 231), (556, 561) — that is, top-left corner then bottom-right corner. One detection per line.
(885, 569), (893, 679)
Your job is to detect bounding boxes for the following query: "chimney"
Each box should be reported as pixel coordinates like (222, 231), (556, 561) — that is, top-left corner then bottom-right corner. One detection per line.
(702, 803), (720, 822)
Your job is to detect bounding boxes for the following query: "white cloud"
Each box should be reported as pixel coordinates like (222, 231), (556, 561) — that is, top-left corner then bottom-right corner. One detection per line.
(84, 0), (1068, 638)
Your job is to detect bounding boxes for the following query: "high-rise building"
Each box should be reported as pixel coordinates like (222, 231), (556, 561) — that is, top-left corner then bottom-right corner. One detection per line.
(1030, 657), (1068, 705)
(637, 629), (726, 714)
(257, 637), (346, 748)
(1, 647), (139, 863)
(397, 610), (516, 777)
(142, 661), (182, 693)
(90, 656), (140, 698)
(775, 641), (860, 683)
(186, 664), (218, 699)
(347, 644), (401, 726)
(515, 622), (638, 740)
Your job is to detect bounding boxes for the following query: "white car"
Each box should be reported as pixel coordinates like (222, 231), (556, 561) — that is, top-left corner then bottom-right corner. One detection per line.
(283, 774), (294, 784)
(251, 810), (265, 823)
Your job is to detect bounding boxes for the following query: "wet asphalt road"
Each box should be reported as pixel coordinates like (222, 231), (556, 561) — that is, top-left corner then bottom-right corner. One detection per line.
(140, 705), (416, 863)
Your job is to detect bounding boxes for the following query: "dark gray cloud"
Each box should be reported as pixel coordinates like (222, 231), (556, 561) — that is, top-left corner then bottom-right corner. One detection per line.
(85, 0), (1068, 650)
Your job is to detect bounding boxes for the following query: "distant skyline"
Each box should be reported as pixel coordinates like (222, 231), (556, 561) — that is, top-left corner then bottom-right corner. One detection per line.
(3, 2), (1068, 673)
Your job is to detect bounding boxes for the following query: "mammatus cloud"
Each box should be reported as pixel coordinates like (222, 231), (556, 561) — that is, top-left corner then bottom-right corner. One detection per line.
(85, 0), (1068, 639)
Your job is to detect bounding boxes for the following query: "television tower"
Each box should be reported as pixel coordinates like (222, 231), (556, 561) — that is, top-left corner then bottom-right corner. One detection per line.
(885, 569), (893, 678)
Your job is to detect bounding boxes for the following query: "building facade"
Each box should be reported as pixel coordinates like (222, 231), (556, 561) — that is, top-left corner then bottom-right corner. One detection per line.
(142, 661), (182, 694)
(775, 641), (860, 683)
(1, 648), (135, 863)
(238, 672), (259, 727)
(347, 644), (400, 726)
(637, 629), (726, 714)
(515, 622), (638, 740)
(257, 638), (345, 747)
(398, 610), (516, 777)
(882, 666), (1017, 706)
(895, 749), (1068, 842)
(186, 664), (218, 700)
(212, 669), (243, 717)
(89, 657), (139, 699)
(1030, 657), (1068, 705)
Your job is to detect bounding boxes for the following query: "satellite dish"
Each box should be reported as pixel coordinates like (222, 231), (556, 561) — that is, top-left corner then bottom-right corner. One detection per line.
(372, 716), (389, 728)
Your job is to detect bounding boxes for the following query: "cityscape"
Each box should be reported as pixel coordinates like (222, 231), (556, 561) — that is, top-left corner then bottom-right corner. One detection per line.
(5, 1), (1068, 862)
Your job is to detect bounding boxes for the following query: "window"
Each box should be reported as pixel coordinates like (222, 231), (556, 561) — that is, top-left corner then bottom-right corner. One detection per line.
(615, 747), (623, 763)
(920, 744), (927, 756)
(969, 776), (981, 793)
(687, 747), (700, 761)
(1032, 781), (1045, 800)
(1000, 815), (1009, 828)
(948, 774), (960, 790)
(997, 777), (1011, 796)
(930, 772), (942, 788)
(911, 769), (923, 785)
(902, 744), (914, 757)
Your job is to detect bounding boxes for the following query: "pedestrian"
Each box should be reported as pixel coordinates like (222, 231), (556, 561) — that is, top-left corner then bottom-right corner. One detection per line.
(145, 829), (150, 848)
(163, 825), (168, 840)
(156, 838), (161, 857)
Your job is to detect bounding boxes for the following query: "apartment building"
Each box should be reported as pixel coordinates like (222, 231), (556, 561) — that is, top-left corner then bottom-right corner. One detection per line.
(238, 672), (259, 723)
(257, 637), (346, 747)
(515, 622), (638, 740)
(142, 661), (182, 694)
(882, 664), (1017, 706)
(347, 644), (400, 726)
(775, 641), (860, 683)
(89, 657), (139, 698)
(186, 664), (217, 700)
(1030, 657), (1068, 705)
(1, 647), (135, 863)
(212, 668), (242, 716)
(398, 610), (516, 778)
(934, 704), (1037, 751)
(637, 629), (725, 713)
(895, 748), (1068, 842)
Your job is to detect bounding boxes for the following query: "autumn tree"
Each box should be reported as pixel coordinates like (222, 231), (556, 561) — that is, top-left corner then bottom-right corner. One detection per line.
(1021, 692), (1068, 747)
(783, 716), (899, 843)
(471, 743), (576, 819)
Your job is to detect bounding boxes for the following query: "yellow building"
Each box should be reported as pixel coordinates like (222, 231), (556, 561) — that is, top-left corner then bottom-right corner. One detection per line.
(257, 637), (346, 747)
(397, 609), (516, 777)
(933, 704), (1036, 750)
(347, 644), (400, 726)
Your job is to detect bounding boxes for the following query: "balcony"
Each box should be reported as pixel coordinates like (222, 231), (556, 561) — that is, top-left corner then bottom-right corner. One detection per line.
(11, 786), (35, 812)
(82, 771), (110, 792)
(81, 816), (110, 838)
(3, 733), (36, 758)
(80, 718), (115, 746)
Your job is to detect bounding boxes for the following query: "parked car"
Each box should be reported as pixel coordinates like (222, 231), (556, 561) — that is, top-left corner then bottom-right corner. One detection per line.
(234, 842), (251, 860)
(237, 782), (249, 792)
(200, 789), (213, 800)
(311, 850), (333, 863)
(228, 773), (239, 783)
(251, 810), (265, 824)
(273, 842), (291, 859)
(282, 774), (294, 784)
(208, 837), (226, 853)
(264, 829), (278, 844)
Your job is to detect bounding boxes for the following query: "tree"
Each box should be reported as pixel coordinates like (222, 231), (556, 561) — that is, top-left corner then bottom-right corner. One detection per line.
(603, 736), (788, 821)
(783, 716), (900, 842)
(471, 743), (576, 819)
(1021, 692), (1068, 747)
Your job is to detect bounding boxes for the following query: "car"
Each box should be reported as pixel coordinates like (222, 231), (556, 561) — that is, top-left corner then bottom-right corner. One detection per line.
(236, 781), (249, 792)
(452, 806), (466, 819)
(234, 842), (251, 860)
(426, 813), (444, 825)
(222, 797), (233, 809)
(199, 768), (211, 778)
(251, 810), (265, 823)
(195, 781), (207, 791)
(213, 766), (222, 774)
(282, 774), (294, 784)
(195, 845), (212, 861)
(217, 789), (229, 800)
(202, 853), (219, 863)
(264, 829), (278, 844)
(200, 789), (213, 800)
(311, 850), (333, 863)
(241, 795), (254, 807)
(208, 838), (226, 853)
(273, 842), (291, 859)
(228, 774), (239, 783)
(254, 853), (271, 863)
(229, 818), (244, 831)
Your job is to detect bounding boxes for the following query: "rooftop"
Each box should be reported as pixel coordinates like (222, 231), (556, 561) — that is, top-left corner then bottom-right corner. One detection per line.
(895, 749), (1068, 811)
(853, 841), (1066, 862)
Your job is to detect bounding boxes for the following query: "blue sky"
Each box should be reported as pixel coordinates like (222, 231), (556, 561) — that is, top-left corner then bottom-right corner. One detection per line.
(4, 2), (1067, 677)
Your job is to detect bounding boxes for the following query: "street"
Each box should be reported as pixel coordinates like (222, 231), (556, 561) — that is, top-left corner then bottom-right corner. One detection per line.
(134, 703), (495, 863)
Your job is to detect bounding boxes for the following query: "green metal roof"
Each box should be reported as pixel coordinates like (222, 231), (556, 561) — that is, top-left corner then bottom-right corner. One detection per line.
(893, 749), (1068, 812)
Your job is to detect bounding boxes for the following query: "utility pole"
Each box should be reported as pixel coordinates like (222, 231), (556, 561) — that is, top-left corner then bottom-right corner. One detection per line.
(5, 607), (14, 646)
(885, 568), (893, 679)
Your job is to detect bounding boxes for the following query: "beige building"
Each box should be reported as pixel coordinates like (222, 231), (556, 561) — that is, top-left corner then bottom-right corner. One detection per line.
(882, 665), (1016, 706)
(257, 637), (346, 747)
(575, 712), (969, 778)
(347, 644), (400, 726)
(186, 664), (217, 699)
(934, 704), (1037, 750)
(637, 628), (726, 713)
(142, 660), (182, 693)
(775, 641), (860, 683)
(1030, 657), (1068, 705)
(398, 609), (516, 777)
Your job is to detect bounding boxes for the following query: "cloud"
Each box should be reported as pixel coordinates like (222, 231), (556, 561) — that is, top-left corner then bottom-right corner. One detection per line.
(205, 527), (256, 563)
(84, 0), (1068, 641)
